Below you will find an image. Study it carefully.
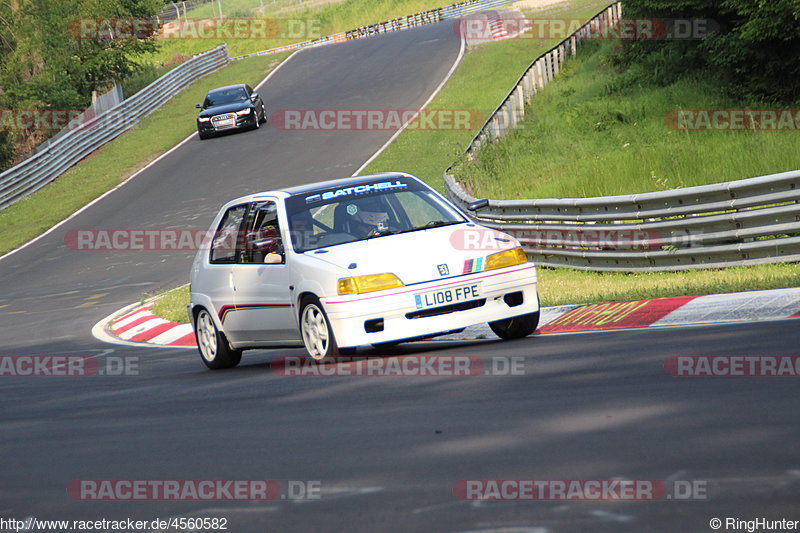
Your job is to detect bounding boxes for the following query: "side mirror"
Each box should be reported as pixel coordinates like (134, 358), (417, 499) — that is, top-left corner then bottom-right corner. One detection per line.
(250, 92), (259, 101)
(195, 104), (203, 109)
(467, 199), (489, 211)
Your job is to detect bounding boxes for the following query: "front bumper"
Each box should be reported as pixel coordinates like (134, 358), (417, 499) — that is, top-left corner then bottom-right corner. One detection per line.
(197, 113), (257, 134)
(321, 264), (539, 348)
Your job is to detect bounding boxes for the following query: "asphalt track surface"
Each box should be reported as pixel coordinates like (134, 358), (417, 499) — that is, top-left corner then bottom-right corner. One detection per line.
(1, 20), (799, 533)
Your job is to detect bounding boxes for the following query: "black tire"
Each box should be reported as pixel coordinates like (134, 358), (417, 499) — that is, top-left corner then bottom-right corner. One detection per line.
(194, 308), (242, 369)
(198, 131), (210, 140)
(259, 105), (267, 124)
(299, 296), (348, 360)
(489, 311), (540, 340)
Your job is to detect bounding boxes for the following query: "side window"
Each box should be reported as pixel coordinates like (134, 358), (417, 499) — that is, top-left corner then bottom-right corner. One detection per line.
(210, 204), (247, 264)
(240, 201), (284, 264)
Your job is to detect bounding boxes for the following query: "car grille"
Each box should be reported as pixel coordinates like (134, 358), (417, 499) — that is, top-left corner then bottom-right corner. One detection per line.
(405, 298), (486, 319)
(211, 113), (236, 130)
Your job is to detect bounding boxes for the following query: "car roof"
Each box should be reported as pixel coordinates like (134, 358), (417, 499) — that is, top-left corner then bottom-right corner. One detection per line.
(218, 173), (423, 211)
(207, 84), (247, 94)
(279, 172), (418, 196)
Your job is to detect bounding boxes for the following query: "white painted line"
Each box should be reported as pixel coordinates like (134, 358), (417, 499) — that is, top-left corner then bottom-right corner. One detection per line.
(150, 323), (194, 345)
(352, 33), (467, 176)
(118, 318), (170, 340)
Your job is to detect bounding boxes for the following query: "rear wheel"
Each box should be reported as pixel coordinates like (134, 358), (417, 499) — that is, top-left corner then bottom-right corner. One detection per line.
(489, 311), (540, 340)
(300, 297), (349, 360)
(194, 308), (242, 369)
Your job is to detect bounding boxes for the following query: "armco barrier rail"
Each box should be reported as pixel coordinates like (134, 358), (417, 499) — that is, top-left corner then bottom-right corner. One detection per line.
(0, 45), (229, 210)
(445, 2), (800, 271)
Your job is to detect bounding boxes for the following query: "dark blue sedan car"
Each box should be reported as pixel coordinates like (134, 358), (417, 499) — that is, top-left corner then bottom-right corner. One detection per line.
(196, 84), (266, 140)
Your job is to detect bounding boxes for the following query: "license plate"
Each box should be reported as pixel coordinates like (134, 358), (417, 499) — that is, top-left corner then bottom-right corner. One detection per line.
(214, 119), (235, 129)
(414, 283), (482, 310)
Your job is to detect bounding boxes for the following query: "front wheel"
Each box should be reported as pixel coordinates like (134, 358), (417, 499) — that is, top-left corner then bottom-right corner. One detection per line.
(194, 308), (242, 369)
(489, 311), (540, 340)
(300, 297), (348, 360)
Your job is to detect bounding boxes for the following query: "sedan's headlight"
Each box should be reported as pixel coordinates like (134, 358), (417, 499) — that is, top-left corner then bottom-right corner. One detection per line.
(337, 273), (404, 295)
(484, 247), (527, 271)
(198, 117), (211, 122)
(236, 108), (252, 116)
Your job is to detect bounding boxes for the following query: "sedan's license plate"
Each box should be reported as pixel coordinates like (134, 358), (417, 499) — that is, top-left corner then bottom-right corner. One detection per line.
(414, 283), (482, 310)
(214, 119), (235, 129)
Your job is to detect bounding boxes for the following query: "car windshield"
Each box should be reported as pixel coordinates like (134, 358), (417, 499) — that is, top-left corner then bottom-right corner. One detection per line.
(284, 178), (466, 253)
(204, 87), (249, 108)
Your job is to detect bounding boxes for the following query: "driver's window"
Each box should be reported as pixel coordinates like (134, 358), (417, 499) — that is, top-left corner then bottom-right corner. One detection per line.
(240, 201), (284, 264)
(394, 191), (446, 227)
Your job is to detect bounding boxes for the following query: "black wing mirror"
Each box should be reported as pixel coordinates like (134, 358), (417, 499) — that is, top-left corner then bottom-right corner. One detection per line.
(250, 92), (259, 101)
(466, 199), (489, 211)
(195, 104), (203, 109)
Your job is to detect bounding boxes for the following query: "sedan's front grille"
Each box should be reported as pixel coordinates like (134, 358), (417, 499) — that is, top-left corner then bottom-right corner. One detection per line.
(211, 113), (236, 129)
(405, 298), (486, 319)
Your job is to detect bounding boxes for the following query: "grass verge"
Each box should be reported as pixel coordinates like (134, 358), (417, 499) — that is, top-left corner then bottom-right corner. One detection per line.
(0, 53), (289, 257)
(151, 284), (191, 322)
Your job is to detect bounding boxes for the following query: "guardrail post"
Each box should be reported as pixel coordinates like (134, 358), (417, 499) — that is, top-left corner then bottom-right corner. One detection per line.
(570, 35), (577, 56)
(515, 85), (525, 120)
(552, 49), (560, 77)
(502, 103), (514, 135)
(523, 69), (534, 101)
(490, 115), (501, 140)
(543, 53), (552, 83)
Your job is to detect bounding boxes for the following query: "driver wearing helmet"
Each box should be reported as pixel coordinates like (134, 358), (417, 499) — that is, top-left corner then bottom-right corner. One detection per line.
(343, 196), (394, 238)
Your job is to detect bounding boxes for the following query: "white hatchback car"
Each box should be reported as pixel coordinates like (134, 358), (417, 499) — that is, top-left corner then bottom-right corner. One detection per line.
(189, 173), (539, 369)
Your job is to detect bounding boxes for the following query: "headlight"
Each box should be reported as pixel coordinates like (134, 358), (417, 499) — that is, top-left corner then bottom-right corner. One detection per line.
(236, 108), (252, 116)
(484, 247), (527, 271)
(337, 273), (404, 295)
(198, 117), (211, 122)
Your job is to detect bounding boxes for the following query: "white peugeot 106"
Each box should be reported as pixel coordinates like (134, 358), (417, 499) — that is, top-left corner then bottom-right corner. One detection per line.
(189, 173), (539, 369)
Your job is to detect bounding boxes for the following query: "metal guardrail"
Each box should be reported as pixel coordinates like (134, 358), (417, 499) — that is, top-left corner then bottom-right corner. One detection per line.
(230, 0), (519, 60)
(444, 2), (800, 271)
(0, 45), (229, 210)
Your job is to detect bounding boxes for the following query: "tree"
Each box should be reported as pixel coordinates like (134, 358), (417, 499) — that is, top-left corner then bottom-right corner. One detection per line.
(0, 0), (162, 170)
(621, 0), (800, 102)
